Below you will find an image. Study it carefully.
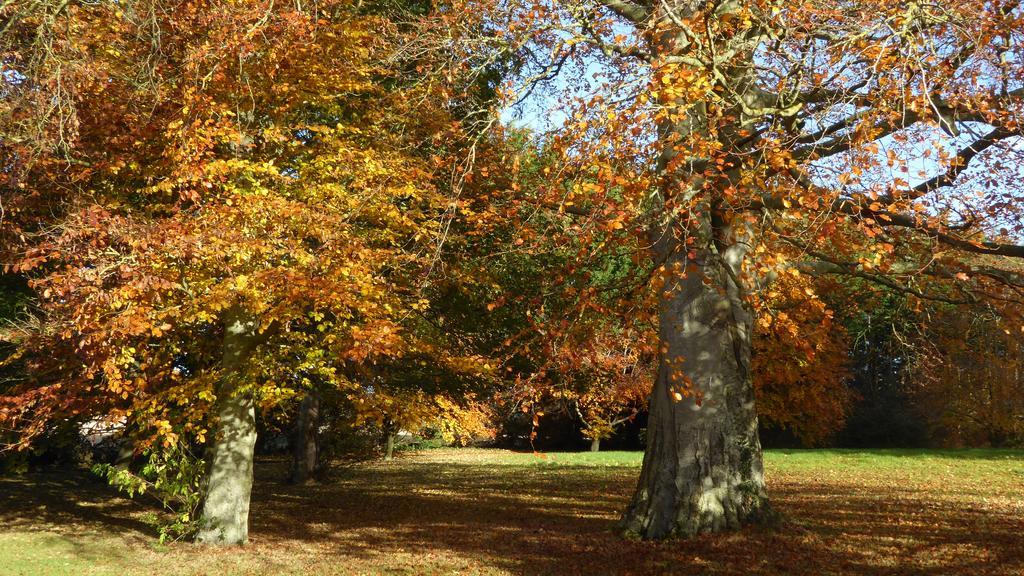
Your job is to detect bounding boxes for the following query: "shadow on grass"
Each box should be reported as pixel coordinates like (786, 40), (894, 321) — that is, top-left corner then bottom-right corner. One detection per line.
(243, 457), (1024, 575)
(2, 453), (1022, 575)
(0, 468), (152, 567)
(0, 469), (152, 537)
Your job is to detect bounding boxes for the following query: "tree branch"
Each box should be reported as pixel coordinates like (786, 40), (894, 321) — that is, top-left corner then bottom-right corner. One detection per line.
(597, 0), (651, 23)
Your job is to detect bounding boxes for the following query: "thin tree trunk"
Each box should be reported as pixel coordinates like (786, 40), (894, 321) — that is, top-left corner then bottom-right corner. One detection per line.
(196, 307), (261, 545)
(590, 437), (601, 452)
(384, 430), (396, 461)
(289, 391), (321, 484)
(620, 239), (769, 539)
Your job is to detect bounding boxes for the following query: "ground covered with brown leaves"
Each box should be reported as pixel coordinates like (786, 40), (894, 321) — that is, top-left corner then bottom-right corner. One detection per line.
(1, 448), (1022, 575)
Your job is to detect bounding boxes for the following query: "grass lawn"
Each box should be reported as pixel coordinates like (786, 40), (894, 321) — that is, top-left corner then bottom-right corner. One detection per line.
(1, 448), (1022, 575)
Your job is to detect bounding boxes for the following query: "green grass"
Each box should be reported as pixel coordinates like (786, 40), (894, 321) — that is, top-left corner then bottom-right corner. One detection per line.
(2, 448), (1023, 575)
(414, 447), (1024, 473)
(437, 449), (644, 467)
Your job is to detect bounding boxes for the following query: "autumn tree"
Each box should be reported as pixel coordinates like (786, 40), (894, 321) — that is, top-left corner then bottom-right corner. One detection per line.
(752, 273), (852, 446)
(347, 348), (497, 460)
(441, 125), (853, 450)
(433, 0), (1024, 538)
(1, 0), (468, 544)
(909, 298), (1024, 447)
(566, 331), (651, 452)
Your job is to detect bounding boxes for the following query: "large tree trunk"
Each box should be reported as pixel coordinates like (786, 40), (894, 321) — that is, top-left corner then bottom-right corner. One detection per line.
(196, 307), (261, 545)
(590, 437), (601, 452)
(289, 391), (321, 484)
(619, 236), (769, 539)
(617, 1), (772, 539)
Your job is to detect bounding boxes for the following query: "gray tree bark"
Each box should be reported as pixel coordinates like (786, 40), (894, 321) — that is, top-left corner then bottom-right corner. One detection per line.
(619, 235), (768, 539)
(289, 391), (321, 484)
(590, 437), (601, 452)
(196, 307), (262, 545)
